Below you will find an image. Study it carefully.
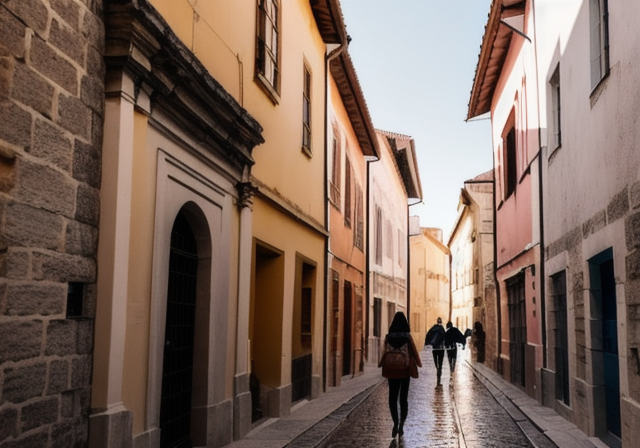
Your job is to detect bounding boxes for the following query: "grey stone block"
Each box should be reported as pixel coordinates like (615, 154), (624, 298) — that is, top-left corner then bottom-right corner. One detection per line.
(607, 187), (629, 224)
(0, 320), (43, 363)
(0, 56), (13, 100)
(32, 251), (96, 283)
(65, 219), (98, 257)
(0, 407), (19, 441)
(1, 429), (49, 448)
(4, 201), (64, 250)
(0, 7), (27, 59)
(81, 9), (105, 54)
(3, 363), (47, 403)
(72, 139), (101, 188)
(71, 356), (92, 389)
(81, 74), (104, 114)
(32, 118), (74, 171)
(0, 102), (32, 148)
(52, 421), (76, 448)
(75, 183), (100, 226)
(5, 282), (66, 316)
(15, 159), (76, 217)
(76, 319), (94, 354)
(4, 0), (48, 37)
(48, 359), (70, 395)
(50, 18), (85, 65)
(21, 397), (59, 431)
(51, 0), (81, 31)
(627, 212), (640, 251)
(58, 93), (92, 140)
(12, 62), (55, 118)
(45, 319), (77, 356)
(30, 37), (78, 95)
(1, 248), (30, 280)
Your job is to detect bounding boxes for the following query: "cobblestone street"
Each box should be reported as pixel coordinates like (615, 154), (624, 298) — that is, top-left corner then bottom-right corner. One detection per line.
(313, 348), (545, 448)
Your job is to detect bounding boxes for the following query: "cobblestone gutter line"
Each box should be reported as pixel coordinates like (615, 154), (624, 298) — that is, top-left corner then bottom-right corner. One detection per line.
(450, 388), (468, 448)
(465, 361), (559, 448)
(285, 384), (381, 448)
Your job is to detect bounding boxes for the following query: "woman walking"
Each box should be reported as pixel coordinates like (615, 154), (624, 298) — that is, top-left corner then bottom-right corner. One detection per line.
(378, 312), (422, 438)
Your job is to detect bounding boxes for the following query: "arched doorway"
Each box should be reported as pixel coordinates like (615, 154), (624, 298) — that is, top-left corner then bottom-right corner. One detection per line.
(160, 211), (198, 448)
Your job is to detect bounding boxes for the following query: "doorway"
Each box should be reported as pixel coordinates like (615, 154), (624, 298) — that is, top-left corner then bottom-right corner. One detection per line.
(342, 281), (353, 377)
(590, 250), (620, 444)
(507, 274), (526, 388)
(160, 212), (198, 448)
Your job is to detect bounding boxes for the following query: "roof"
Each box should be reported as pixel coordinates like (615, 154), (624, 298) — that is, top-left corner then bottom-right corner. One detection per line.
(311, 0), (379, 158)
(330, 52), (379, 157)
(465, 169), (494, 183)
(378, 131), (423, 200)
(467, 0), (527, 120)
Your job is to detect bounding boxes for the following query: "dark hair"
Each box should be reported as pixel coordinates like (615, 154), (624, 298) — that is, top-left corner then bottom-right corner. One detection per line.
(437, 317), (442, 324)
(389, 311), (410, 333)
(446, 321), (453, 329)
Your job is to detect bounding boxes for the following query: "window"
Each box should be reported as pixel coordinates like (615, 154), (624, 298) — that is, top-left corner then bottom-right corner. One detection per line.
(354, 183), (364, 250)
(330, 133), (341, 205)
(344, 157), (351, 227)
(550, 66), (561, 148)
(330, 129), (341, 206)
(375, 206), (382, 265)
(373, 298), (382, 337)
(589, 0), (609, 90)
(397, 229), (404, 268)
(302, 65), (311, 154)
(66, 282), (84, 318)
(551, 271), (570, 406)
(504, 126), (517, 198)
(385, 220), (393, 258)
(256, 0), (280, 99)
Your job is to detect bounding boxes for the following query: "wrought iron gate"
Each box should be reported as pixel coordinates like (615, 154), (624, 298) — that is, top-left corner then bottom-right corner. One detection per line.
(160, 212), (198, 448)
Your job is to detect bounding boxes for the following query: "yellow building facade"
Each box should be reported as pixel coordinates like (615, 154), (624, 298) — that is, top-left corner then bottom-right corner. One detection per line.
(326, 51), (379, 386)
(409, 226), (450, 346)
(90, 1), (348, 447)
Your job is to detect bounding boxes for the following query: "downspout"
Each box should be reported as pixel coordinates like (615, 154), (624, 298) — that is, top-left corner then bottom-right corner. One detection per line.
(493, 143), (502, 373)
(365, 156), (380, 363)
(323, 41), (346, 392)
(531, 0), (547, 369)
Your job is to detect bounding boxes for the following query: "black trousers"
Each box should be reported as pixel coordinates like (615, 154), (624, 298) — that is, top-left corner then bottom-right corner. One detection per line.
(432, 348), (444, 371)
(388, 377), (410, 425)
(447, 347), (458, 371)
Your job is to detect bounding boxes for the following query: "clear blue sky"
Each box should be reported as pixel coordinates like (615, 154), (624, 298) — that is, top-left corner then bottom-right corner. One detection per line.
(340, 0), (493, 238)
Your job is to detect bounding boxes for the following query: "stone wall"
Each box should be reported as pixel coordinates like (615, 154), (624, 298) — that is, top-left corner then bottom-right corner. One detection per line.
(0, 0), (104, 447)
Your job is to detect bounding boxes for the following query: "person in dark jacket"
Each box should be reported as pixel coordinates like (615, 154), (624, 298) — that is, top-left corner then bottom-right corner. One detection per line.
(378, 312), (422, 438)
(444, 321), (466, 374)
(425, 317), (445, 385)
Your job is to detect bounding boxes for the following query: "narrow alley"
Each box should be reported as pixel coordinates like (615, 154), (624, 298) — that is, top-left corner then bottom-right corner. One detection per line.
(309, 348), (544, 448)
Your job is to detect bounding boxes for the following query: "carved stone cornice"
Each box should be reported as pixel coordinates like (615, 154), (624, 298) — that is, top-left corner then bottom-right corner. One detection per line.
(235, 181), (257, 211)
(104, 0), (264, 173)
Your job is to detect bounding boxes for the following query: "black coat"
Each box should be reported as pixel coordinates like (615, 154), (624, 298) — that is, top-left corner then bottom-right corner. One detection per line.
(425, 324), (445, 348)
(444, 327), (466, 349)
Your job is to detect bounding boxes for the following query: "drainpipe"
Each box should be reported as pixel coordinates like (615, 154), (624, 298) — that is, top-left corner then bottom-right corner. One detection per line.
(365, 156), (380, 364)
(323, 41), (346, 392)
(531, 0), (547, 369)
(493, 145), (501, 373)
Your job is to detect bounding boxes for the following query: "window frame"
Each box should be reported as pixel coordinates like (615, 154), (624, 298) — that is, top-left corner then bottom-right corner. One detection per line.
(329, 127), (341, 207)
(503, 125), (517, 199)
(550, 65), (562, 150)
(344, 156), (351, 227)
(255, 0), (281, 102)
(589, 0), (610, 92)
(302, 64), (312, 156)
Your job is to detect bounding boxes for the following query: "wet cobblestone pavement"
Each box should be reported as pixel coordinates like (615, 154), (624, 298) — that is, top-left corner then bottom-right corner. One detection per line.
(310, 348), (541, 448)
